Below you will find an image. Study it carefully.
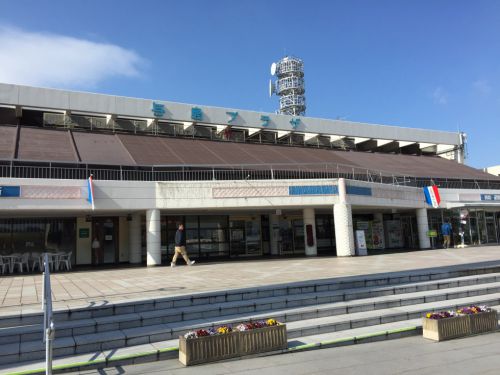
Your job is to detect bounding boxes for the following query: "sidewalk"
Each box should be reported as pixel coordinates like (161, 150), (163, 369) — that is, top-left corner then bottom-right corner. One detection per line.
(72, 331), (500, 375)
(1, 246), (500, 316)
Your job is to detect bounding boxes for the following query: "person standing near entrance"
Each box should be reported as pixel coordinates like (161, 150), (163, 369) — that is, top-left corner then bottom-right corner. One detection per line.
(171, 224), (195, 267)
(441, 219), (452, 249)
(92, 236), (102, 264)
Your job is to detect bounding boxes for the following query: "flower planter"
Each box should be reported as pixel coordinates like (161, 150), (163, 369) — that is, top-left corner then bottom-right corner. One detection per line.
(423, 314), (470, 341)
(179, 324), (287, 366)
(470, 310), (498, 334)
(239, 324), (288, 356)
(423, 310), (498, 341)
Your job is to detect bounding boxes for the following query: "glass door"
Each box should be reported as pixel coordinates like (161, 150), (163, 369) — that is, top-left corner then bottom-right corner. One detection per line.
(92, 217), (119, 265)
(485, 212), (497, 243)
(229, 217), (262, 257)
(229, 220), (246, 257)
(292, 219), (305, 254)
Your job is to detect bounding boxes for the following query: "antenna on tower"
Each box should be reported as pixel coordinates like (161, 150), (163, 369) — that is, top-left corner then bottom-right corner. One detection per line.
(269, 56), (306, 116)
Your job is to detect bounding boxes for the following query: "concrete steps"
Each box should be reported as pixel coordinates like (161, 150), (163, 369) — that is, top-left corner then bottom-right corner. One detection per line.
(1, 272), (500, 344)
(1, 265), (500, 370)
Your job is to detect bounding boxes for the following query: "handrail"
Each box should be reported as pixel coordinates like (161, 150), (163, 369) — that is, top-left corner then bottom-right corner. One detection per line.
(42, 254), (55, 375)
(1, 160), (499, 190)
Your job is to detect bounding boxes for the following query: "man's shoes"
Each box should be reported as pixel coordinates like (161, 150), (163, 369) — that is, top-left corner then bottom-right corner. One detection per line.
(170, 262), (176, 268)
(189, 260), (195, 266)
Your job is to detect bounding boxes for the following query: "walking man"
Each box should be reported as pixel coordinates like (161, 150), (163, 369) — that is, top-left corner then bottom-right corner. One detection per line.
(441, 219), (452, 249)
(171, 224), (195, 267)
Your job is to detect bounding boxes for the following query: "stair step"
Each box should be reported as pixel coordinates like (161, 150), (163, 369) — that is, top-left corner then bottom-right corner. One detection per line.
(2, 266), (500, 367)
(4, 309), (499, 375)
(4, 266), (500, 329)
(2, 277), (500, 346)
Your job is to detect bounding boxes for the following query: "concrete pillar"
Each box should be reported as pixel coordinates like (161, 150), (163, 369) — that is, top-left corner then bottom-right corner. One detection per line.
(269, 214), (279, 255)
(146, 209), (161, 266)
(416, 208), (431, 249)
(129, 213), (142, 264)
(303, 208), (317, 256)
(334, 178), (355, 256)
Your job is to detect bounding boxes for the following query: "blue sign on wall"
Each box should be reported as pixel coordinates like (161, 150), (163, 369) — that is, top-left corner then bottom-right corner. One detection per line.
(481, 194), (500, 201)
(289, 185), (338, 196)
(0, 186), (21, 197)
(346, 186), (372, 196)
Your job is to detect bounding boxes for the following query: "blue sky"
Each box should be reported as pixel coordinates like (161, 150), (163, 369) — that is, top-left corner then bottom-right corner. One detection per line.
(0, 0), (499, 168)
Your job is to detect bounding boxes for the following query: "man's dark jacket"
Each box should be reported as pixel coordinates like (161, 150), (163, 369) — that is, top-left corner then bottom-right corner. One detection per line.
(175, 229), (186, 246)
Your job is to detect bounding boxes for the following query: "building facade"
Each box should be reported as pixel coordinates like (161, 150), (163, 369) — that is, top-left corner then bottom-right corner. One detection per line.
(1, 83), (499, 267)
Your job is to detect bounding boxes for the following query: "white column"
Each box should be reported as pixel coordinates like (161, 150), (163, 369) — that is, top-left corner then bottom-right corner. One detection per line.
(416, 208), (431, 249)
(129, 213), (142, 264)
(269, 214), (279, 255)
(146, 209), (161, 266)
(334, 178), (355, 256)
(303, 208), (317, 256)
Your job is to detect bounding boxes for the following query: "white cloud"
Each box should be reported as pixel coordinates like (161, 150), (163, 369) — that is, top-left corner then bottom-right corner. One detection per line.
(472, 80), (491, 96)
(0, 26), (144, 88)
(432, 86), (448, 105)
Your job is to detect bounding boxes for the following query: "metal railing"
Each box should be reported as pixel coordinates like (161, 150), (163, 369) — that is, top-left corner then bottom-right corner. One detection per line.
(42, 254), (55, 375)
(1, 160), (500, 190)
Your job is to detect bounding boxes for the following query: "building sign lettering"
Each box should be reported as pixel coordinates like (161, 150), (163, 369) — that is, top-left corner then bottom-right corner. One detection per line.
(260, 115), (270, 127)
(226, 111), (238, 124)
(151, 102), (166, 118)
(290, 117), (300, 129)
(191, 107), (203, 121)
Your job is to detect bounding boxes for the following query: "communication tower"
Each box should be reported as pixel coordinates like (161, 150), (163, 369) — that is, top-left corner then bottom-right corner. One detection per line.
(269, 56), (306, 116)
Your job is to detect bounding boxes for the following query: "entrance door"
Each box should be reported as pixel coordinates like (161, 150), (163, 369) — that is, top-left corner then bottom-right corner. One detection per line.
(92, 217), (119, 265)
(401, 216), (417, 249)
(277, 217), (305, 255)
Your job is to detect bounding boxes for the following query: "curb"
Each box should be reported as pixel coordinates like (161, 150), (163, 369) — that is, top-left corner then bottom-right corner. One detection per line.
(5, 326), (421, 374)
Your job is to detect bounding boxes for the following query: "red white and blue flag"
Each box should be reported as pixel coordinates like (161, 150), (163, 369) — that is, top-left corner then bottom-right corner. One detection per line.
(87, 175), (95, 210)
(423, 185), (441, 208)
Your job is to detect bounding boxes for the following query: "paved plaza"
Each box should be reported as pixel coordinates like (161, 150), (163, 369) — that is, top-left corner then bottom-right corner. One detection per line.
(1, 246), (500, 317)
(75, 331), (500, 375)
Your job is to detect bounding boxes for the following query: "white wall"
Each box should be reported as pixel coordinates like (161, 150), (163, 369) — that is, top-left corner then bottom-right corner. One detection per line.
(119, 216), (130, 262)
(76, 216), (92, 265)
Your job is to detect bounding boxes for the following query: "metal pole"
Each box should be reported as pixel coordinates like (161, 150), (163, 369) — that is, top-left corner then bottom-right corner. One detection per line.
(42, 253), (54, 374)
(46, 321), (54, 375)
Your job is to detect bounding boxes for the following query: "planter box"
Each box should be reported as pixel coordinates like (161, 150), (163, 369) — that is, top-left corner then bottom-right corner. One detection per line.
(179, 324), (287, 366)
(470, 310), (498, 334)
(239, 324), (288, 356)
(423, 310), (498, 341)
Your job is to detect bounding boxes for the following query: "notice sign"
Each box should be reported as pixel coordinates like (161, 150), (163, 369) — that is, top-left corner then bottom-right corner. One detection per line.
(0, 186), (21, 197)
(355, 230), (368, 256)
(427, 230), (438, 238)
(79, 228), (90, 238)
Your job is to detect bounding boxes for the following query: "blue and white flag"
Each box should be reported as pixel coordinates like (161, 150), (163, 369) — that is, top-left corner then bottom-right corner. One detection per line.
(423, 185), (441, 208)
(87, 175), (95, 210)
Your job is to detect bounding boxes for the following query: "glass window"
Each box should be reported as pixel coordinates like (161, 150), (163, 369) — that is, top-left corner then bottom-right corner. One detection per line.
(316, 214), (335, 253)
(0, 218), (76, 256)
(185, 216), (199, 228)
(199, 215), (228, 229)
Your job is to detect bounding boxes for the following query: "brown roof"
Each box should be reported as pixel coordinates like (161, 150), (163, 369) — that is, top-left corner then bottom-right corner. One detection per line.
(0, 125), (16, 159)
(72, 132), (135, 165)
(17, 127), (78, 162)
(3, 125), (496, 180)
